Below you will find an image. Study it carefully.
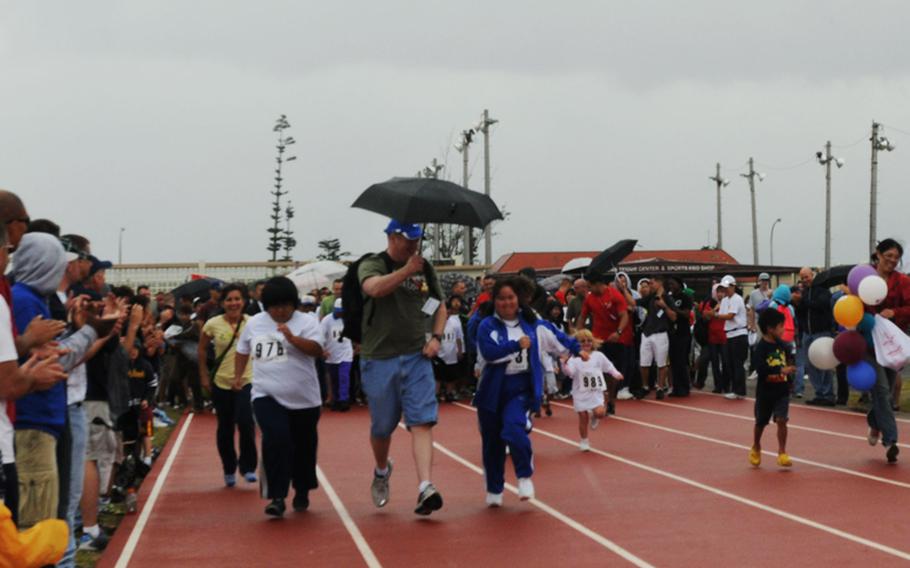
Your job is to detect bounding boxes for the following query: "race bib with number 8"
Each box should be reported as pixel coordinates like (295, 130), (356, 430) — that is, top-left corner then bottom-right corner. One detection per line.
(505, 349), (529, 375)
(252, 333), (288, 364)
(580, 372), (606, 391)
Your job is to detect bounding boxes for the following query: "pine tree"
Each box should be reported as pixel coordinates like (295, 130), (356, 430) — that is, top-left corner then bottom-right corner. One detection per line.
(267, 114), (297, 261)
(316, 238), (351, 261)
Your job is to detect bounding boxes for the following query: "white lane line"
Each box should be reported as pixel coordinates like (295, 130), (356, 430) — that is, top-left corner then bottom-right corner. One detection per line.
(451, 403), (910, 562)
(398, 424), (653, 568)
(316, 466), (382, 568)
(641, 399), (910, 449)
(115, 412), (194, 568)
(548, 401), (910, 490)
(691, 389), (910, 424)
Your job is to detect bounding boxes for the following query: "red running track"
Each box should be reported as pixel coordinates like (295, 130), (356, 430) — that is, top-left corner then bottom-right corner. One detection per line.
(99, 394), (910, 567)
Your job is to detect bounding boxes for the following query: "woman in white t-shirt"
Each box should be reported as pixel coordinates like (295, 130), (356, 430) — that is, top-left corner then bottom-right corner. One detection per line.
(234, 277), (325, 518)
(319, 299), (354, 411)
(562, 329), (623, 452)
(434, 299), (464, 403)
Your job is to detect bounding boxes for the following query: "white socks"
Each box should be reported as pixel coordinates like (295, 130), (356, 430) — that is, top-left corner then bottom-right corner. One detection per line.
(418, 480), (432, 493)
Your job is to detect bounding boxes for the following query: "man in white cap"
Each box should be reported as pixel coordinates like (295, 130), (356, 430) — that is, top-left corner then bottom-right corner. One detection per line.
(715, 275), (748, 399)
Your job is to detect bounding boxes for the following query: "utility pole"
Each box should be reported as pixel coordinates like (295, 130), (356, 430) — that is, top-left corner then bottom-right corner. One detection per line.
(816, 141), (843, 269)
(869, 121), (895, 254)
(478, 109), (498, 265)
(740, 157), (763, 265)
(456, 128), (475, 265)
(708, 163), (729, 249)
(421, 158), (444, 261)
(118, 227), (125, 264)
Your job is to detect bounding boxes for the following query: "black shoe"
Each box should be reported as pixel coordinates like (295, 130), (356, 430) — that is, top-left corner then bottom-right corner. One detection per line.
(836, 399), (848, 406)
(819, 399), (836, 407)
(656, 389), (665, 401)
(805, 398), (823, 406)
(265, 498), (286, 517)
(607, 402), (616, 415)
(414, 484), (443, 516)
(887, 444), (900, 464)
(634, 388), (649, 400)
(544, 406), (552, 417)
(337, 401), (351, 412)
(293, 493), (310, 512)
(711, 388), (723, 394)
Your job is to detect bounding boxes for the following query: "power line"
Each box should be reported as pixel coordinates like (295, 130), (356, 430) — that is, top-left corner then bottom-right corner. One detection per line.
(881, 123), (910, 137)
(831, 136), (868, 149)
(754, 155), (815, 171)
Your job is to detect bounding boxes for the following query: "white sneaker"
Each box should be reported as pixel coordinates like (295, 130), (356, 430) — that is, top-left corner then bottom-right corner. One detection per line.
(724, 392), (739, 400)
(748, 371), (758, 381)
(590, 414), (600, 430)
(868, 428), (881, 446)
(617, 387), (633, 400)
(486, 492), (503, 507)
(579, 438), (591, 452)
(517, 478), (535, 501)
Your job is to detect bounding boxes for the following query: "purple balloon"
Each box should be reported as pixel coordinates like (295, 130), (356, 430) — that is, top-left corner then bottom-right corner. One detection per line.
(848, 264), (877, 295)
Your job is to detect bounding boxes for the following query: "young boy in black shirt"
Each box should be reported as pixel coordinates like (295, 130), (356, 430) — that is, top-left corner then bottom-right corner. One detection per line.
(749, 308), (795, 468)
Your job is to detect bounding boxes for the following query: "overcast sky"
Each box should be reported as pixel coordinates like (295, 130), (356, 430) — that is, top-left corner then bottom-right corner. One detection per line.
(3, 1), (910, 269)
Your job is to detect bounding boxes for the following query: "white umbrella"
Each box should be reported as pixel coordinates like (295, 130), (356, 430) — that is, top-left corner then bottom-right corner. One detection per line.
(286, 261), (348, 293)
(561, 257), (592, 274)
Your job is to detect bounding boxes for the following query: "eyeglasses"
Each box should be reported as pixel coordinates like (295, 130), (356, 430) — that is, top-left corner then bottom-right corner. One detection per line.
(5, 217), (29, 226)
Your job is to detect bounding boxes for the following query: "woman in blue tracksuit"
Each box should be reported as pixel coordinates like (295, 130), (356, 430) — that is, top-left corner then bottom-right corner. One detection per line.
(474, 277), (580, 507)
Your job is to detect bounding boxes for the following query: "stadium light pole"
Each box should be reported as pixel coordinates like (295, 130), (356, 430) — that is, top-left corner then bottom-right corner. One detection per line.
(455, 128), (476, 265)
(708, 163), (731, 250)
(816, 141), (844, 269)
(869, 121), (895, 254)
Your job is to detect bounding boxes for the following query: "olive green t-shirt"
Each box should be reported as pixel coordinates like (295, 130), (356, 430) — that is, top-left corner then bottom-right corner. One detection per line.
(357, 255), (444, 359)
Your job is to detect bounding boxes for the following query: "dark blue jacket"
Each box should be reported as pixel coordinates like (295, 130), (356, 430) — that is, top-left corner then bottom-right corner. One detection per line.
(12, 283), (67, 437)
(474, 313), (579, 413)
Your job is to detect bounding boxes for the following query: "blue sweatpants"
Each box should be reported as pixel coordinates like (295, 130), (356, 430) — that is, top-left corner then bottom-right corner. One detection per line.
(477, 374), (534, 494)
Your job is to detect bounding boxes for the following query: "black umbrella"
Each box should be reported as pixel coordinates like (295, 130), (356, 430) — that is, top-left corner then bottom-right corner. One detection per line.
(584, 239), (638, 279)
(171, 278), (221, 301)
(813, 264), (852, 289)
(352, 177), (503, 228)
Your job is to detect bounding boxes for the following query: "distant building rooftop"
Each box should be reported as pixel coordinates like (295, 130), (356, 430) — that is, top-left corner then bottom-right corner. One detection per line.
(490, 249), (740, 274)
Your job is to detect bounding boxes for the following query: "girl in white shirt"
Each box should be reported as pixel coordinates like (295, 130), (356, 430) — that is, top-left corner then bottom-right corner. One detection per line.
(562, 329), (624, 451)
(435, 303), (464, 403)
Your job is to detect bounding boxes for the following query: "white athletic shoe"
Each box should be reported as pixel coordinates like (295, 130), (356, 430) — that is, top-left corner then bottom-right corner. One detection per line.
(748, 371), (758, 381)
(590, 413), (600, 430)
(616, 387), (633, 401)
(868, 428), (881, 447)
(517, 478), (535, 501)
(579, 438), (591, 452)
(486, 492), (503, 507)
(724, 392), (740, 400)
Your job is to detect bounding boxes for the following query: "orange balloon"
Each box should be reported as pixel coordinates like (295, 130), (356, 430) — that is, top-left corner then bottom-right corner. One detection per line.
(834, 295), (864, 328)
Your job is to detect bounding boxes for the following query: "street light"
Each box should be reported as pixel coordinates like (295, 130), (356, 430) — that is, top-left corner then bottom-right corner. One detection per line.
(769, 218), (782, 266)
(118, 227), (125, 264)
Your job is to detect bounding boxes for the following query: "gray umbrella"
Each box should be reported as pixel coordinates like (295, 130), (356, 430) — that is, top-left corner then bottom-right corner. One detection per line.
(352, 177), (503, 228)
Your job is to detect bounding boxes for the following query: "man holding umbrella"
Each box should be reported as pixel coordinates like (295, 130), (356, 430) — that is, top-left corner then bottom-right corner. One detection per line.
(358, 220), (447, 516)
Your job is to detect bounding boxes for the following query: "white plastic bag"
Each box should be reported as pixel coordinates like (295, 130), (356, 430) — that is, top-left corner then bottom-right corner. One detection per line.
(748, 330), (759, 347)
(872, 314), (910, 370)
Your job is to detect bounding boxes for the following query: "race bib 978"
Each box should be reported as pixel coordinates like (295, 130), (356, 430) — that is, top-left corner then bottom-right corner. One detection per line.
(252, 333), (288, 364)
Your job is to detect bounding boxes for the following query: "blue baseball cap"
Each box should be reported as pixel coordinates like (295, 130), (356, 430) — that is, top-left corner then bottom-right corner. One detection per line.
(384, 219), (423, 240)
(89, 255), (113, 275)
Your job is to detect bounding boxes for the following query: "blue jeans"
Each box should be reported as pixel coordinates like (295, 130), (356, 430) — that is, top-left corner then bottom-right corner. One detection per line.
(59, 403), (88, 568)
(361, 352), (438, 438)
(868, 365), (899, 447)
(802, 332), (834, 400)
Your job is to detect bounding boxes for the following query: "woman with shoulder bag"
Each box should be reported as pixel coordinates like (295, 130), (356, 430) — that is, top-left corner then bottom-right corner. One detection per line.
(199, 283), (257, 487)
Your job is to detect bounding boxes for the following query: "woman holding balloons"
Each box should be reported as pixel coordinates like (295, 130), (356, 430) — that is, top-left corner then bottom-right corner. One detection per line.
(871, 239), (910, 410)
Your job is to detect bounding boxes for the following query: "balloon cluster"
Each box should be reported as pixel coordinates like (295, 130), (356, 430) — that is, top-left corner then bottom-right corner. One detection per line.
(808, 264), (886, 392)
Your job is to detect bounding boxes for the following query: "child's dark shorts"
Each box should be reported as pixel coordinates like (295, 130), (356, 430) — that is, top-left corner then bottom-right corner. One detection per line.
(755, 392), (789, 427)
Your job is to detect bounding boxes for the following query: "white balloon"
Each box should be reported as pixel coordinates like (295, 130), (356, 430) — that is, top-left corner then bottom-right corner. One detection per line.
(858, 275), (888, 306)
(808, 336), (839, 370)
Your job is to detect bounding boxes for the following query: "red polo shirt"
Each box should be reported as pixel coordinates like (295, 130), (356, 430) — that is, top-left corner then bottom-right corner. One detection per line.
(582, 286), (631, 345)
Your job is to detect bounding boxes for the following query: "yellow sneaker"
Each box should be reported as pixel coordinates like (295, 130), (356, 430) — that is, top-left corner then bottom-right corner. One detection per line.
(749, 447), (761, 467)
(777, 453), (792, 467)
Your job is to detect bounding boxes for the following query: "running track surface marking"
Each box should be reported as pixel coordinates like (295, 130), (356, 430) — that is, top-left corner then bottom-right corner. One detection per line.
(100, 394), (910, 567)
